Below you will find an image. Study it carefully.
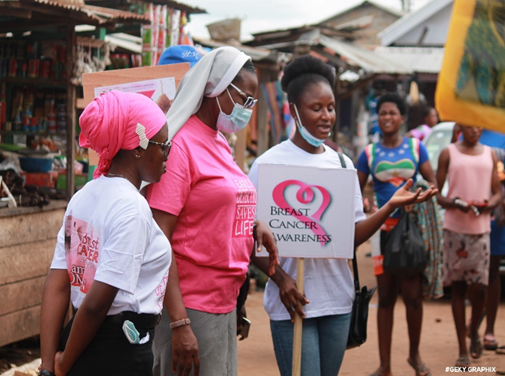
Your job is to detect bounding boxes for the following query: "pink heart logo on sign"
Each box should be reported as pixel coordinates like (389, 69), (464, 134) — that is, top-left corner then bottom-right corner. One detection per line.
(272, 180), (331, 247)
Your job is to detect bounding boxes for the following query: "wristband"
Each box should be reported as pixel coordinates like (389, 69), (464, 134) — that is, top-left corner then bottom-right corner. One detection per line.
(453, 198), (468, 207)
(39, 370), (56, 376)
(169, 318), (191, 329)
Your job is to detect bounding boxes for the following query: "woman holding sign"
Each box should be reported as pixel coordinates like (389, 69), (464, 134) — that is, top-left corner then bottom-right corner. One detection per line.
(357, 93), (437, 376)
(146, 46), (278, 376)
(248, 56), (437, 376)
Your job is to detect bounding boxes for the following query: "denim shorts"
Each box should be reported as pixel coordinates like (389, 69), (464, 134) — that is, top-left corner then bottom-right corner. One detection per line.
(270, 312), (351, 376)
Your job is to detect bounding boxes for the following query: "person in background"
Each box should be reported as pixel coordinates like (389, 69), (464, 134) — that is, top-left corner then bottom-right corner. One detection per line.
(156, 45), (202, 114)
(407, 106), (439, 142)
(39, 91), (172, 376)
(146, 46), (278, 376)
(436, 125), (501, 367)
(357, 93), (438, 376)
(473, 129), (505, 351)
(248, 56), (437, 376)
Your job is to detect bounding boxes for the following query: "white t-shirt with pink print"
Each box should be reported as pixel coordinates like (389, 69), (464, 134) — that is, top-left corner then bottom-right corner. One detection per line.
(146, 115), (256, 314)
(51, 176), (172, 315)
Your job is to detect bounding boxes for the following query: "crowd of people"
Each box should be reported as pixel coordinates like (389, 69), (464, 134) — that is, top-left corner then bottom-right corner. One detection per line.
(37, 46), (504, 376)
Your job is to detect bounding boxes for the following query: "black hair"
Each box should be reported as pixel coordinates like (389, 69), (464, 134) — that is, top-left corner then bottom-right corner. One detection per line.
(376, 92), (407, 115)
(233, 59), (256, 83)
(280, 55), (335, 105)
(422, 106), (435, 118)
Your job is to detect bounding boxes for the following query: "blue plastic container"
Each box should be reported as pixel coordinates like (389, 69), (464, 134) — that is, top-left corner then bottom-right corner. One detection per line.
(19, 156), (54, 173)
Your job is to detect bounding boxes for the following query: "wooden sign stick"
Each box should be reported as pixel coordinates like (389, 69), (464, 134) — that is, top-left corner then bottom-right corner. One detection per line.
(292, 257), (305, 376)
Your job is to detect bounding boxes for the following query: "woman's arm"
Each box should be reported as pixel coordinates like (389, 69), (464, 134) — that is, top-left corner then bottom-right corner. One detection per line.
(39, 269), (70, 374)
(418, 159), (437, 187)
(152, 208), (200, 376)
(436, 148), (461, 210)
(482, 149), (502, 212)
(357, 170), (369, 193)
(55, 281), (119, 375)
(253, 220), (279, 276)
(250, 251), (308, 322)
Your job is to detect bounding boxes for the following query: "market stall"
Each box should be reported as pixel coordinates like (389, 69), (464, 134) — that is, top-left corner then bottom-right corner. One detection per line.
(0, 0), (150, 347)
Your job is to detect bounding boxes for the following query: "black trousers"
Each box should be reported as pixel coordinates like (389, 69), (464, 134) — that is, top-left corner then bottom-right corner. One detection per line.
(59, 312), (159, 376)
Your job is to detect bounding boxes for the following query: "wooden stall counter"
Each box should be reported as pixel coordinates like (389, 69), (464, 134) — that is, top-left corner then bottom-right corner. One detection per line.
(0, 200), (67, 347)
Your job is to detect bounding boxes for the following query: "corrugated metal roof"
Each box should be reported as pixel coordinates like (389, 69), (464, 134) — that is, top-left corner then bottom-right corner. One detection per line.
(319, 35), (413, 74)
(105, 33), (142, 53)
(374, 46), (444, 73)
(193, 38), (277, 62)
(28, 0), (150, 24)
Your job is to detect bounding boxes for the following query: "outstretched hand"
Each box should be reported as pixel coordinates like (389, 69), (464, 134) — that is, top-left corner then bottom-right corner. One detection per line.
(254, 220), (279, 276)
(389, 179), (438, 209)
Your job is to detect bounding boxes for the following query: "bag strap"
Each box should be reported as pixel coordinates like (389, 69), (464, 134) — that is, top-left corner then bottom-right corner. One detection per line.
(364, 143), (376, 171)
(408, 137), (420, 165)
(337, 152), (361, 292)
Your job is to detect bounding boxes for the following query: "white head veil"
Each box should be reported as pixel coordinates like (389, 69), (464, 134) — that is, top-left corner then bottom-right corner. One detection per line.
(166, 46), (251, 140)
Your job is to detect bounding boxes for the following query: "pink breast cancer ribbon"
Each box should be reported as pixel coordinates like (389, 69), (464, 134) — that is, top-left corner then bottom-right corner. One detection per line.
(272, 180), (331, 246)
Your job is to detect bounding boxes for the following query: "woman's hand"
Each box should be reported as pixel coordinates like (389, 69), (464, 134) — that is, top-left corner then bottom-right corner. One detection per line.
(171, 326), (200, 376)
(254, 220), (279, 276)
(278, 274), (309, 323)
(389, 179), (438, 209)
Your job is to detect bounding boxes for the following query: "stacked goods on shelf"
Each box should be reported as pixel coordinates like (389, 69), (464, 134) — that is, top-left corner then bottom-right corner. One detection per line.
(6, 89), (65, 134)
(0, 41), (66, 80)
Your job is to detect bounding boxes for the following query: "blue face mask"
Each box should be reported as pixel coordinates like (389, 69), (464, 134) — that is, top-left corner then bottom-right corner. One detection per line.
(293, 104), (327, 147)
(215, 90), (253, 133)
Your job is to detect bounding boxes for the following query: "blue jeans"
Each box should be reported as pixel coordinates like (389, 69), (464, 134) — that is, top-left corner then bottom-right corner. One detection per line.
(270, 312), (352, 376)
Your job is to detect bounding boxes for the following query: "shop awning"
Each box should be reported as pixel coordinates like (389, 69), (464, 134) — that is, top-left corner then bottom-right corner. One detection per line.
(318, 35), (413, 75)
(104, 32), (142, 53)
(0, 0), (150, 30)
(373, 46), (444, 74)
(193, 37), (279, 62)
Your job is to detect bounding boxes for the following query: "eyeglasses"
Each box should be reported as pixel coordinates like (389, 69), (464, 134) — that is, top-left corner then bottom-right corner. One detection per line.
(229, 83), (258, 109)
(148, 140), (172, 159)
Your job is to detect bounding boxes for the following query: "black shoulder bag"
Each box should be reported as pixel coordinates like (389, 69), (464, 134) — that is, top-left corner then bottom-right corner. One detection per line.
(336, 152), (377, 350)
(383, 210), (426, 276)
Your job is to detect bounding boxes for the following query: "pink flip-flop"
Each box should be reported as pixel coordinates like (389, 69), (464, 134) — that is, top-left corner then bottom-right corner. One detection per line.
(484, 334), (498, 350)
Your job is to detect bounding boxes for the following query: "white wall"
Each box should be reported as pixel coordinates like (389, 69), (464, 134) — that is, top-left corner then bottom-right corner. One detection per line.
(394, 4), (452, 46)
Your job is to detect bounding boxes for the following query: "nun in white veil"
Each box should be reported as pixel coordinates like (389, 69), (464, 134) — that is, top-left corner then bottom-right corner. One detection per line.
(147, 46), (278, 376)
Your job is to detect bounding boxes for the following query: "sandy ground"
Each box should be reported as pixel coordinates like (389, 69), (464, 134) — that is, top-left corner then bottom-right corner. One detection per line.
(238, 237), (505, 376)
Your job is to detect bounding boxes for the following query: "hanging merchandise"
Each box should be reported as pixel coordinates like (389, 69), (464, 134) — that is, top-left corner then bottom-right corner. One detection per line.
(170, 9), (181, 48)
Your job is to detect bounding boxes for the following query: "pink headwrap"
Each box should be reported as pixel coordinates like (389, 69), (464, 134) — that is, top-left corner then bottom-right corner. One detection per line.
(79, 90), (167, 178)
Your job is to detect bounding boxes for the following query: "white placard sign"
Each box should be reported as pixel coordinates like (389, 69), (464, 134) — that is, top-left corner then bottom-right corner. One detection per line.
(256, 164), (356, 259)
(93, 77), (176, 107)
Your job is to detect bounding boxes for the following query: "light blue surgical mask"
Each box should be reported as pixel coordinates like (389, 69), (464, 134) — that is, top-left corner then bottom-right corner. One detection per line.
(293, 104), (327, 147)
(215, 90), (253, 133)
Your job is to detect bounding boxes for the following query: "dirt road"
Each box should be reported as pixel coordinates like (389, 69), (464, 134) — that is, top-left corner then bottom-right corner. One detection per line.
(2, 237), (504, 375)
(238, 237), (505, 376)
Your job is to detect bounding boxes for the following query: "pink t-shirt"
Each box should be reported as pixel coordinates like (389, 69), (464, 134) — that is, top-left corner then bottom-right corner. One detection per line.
(444, 143), (493, 234)
(146, 115), (256, 314)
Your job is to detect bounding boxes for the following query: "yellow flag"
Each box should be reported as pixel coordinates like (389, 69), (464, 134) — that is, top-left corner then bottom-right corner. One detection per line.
(436, 0), (505, 132)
